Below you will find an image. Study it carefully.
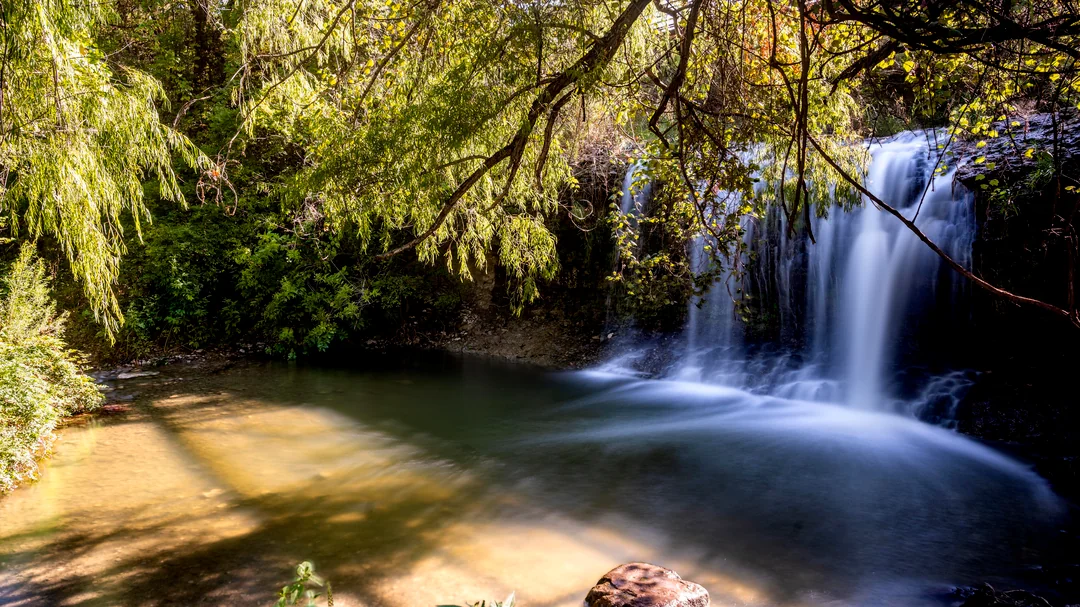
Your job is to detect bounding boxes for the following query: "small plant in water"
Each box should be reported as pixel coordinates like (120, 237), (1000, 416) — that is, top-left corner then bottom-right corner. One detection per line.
(277, 561), (332, 607)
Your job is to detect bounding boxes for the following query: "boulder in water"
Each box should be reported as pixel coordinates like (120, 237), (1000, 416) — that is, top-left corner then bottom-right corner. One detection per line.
(585, 563), (709, 607)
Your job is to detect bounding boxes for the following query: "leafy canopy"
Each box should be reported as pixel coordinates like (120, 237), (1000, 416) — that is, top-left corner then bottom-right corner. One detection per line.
(0, 0), (205, 336)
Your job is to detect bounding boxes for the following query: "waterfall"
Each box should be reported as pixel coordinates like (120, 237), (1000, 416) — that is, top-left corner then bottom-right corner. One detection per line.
(822, 134), (975, 408)
(621, 161), (651, 217)
(677, 188), (745, 378)
(607, 131), (977, 415)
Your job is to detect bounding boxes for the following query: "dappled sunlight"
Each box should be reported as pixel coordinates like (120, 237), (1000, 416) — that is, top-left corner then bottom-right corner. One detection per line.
(0, 360), (1069, 606)
(0, 380), (778, 606)
(0, 411), (261, 605)
(158, 394), (451, 501)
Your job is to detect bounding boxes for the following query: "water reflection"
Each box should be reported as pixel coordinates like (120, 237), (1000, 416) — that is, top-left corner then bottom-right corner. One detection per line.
(0, 355), (1071, 606)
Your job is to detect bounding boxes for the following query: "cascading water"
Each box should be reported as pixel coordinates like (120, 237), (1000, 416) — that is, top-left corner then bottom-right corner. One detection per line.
(580, 133), (1066, 606)
(606, 131), (978, 416)
(812, 132), (975, 409)
(620, 160), (651, 217)
(675, 189), (756, 385)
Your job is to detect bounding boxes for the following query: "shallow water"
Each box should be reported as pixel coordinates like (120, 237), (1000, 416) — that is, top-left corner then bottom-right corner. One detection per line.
(0, 354), (1073, 606)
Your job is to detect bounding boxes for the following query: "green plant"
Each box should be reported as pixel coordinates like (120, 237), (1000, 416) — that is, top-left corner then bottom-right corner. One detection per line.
(276, 561), (333, 607)
(0, 244), (103, 492)
(0, 0), (206, 336)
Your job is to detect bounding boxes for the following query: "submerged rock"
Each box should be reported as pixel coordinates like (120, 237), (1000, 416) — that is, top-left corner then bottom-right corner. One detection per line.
(117, 371), (160, 380)
(585, 563), (709, 607)
(957, 583), (1053, 607)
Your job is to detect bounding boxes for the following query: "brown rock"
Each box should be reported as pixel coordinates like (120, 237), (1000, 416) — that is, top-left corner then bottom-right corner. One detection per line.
(585, 563), (710, 607)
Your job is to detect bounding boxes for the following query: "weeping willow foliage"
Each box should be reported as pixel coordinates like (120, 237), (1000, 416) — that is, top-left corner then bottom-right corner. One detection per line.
(232, 0), (631, 306)
(228, 0), (872, 308)
(0, 0), (205, 336)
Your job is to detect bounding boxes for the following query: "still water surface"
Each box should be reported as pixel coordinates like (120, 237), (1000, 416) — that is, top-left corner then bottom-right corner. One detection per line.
(0, 354), (1071, 606)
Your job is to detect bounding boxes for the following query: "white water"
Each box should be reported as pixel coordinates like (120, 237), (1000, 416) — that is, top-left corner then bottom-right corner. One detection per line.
(606, 131), (978, 416)
(620, 161), (651, 217)
(580, 134), (1067, 604)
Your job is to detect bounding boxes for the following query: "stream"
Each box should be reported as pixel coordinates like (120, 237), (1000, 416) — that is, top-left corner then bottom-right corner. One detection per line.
(0, 354), (1073, 606)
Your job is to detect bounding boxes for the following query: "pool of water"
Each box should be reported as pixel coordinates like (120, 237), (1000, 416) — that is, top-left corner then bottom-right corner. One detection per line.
(0, 354), (1073, 606)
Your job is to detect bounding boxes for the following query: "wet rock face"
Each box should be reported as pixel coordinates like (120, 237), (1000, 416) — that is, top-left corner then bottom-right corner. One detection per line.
(953, 110), (1080, 186)
(585, 563), (710, 607)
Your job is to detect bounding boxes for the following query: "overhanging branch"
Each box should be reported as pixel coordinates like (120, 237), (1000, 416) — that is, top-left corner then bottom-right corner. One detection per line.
(807, 133), (1080, 329)
(375, 0), (654, 260)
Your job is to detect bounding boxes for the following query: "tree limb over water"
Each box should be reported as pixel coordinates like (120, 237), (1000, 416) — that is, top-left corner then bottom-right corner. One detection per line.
(807, 133), (1080, 329)
(375, 0), (654, 260)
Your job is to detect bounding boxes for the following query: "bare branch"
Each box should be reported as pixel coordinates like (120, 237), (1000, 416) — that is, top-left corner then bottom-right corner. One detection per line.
(807, 133), (1080, 329)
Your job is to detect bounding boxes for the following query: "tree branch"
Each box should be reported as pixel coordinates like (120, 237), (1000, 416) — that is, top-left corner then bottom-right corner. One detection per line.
(375, 0), (654, 260)
(806, 133), (1080, 329)
(649, 0), (705, 148)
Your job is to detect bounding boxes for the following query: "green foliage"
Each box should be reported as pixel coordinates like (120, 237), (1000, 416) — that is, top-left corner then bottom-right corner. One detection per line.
(276, 561), (332, 607)
(230, 0), (597, 304)
(229, 220), (465, 358)
(606, 169), (697, 330)
(9, 0), (1075, 349)
(111, 198), (253, 354)
(0, 0), (206, 337)
(226, 0), (874, 317)
(0, 244), (103, 493)
(95, 0), (207, 103)
(235, 227), (366, 358)
(74, 189), (465, 359)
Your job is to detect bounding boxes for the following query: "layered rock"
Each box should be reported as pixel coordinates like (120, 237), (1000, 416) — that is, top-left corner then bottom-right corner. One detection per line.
(954, 111), (1080, 186)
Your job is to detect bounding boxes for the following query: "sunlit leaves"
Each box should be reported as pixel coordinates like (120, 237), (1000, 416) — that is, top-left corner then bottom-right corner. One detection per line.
(0, 244), (103, 492)
(0, 0), (205, 336)
(235, 0), (635, 304)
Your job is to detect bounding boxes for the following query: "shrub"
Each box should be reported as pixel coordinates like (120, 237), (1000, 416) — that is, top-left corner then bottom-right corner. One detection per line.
(0, 244), (103, 493)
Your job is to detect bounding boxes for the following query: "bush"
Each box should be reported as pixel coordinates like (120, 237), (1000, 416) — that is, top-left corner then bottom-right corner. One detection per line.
(0, 244), (103, 493)
(58, 192), (468, 361)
